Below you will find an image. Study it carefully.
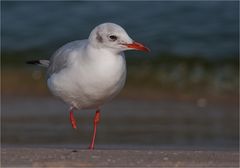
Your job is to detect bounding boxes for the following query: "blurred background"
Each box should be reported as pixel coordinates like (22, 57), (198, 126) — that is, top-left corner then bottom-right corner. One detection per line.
(1, 1), (239, 150)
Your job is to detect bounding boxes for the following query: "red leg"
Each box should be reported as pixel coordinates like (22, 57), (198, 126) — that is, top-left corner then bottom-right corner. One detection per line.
(69, 108), (77, 129)
(89, 109), (100, 150)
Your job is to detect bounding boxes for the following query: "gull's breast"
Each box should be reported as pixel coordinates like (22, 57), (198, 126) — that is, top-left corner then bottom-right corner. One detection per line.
(47, 53), (127, 109)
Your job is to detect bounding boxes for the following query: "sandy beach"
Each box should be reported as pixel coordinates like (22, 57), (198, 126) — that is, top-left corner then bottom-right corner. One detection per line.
(2, 97), (238, 167)
(1, 146), (239, 167)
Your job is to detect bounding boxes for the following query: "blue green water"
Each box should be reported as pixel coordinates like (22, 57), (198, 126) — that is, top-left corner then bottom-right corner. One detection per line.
(2, 1), (239, 58)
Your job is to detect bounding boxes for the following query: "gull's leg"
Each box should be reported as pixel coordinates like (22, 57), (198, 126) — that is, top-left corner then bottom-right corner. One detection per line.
(89, 109), (100, 150)
(69, 107), (77, 129)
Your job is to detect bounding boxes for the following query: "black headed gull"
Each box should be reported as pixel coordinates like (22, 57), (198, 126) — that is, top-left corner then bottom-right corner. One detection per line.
(27, 22), (149, 149)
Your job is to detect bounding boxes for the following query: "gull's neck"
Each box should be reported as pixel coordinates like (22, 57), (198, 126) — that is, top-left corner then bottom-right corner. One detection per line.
(86, 41), (123, 57)
(80, 41), (125, 72)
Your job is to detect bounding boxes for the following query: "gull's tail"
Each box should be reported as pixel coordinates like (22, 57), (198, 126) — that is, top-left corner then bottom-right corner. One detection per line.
(26, 60), (50, 68)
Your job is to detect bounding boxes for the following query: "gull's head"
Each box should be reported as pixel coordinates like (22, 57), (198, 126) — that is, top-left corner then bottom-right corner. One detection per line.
(88, 23), (150, 53)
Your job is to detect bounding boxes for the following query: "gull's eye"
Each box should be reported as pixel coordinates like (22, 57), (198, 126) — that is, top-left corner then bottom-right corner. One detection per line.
(109, 35), (118, 41)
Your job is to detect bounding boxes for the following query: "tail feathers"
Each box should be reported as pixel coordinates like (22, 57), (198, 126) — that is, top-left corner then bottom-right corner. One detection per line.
(26, 60), (49, 67)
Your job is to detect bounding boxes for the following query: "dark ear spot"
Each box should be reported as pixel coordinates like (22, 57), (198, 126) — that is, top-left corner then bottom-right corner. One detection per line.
(96, 32), (103, 43)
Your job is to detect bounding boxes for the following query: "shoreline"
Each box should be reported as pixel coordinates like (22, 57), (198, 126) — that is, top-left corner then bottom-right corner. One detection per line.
(2, 146), (239, 167)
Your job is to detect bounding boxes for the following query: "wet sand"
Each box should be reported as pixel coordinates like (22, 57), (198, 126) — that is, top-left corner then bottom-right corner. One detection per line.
(1, 146), (239, 167)
(2, 96), (238, 167)
(2, 97), (238, 147)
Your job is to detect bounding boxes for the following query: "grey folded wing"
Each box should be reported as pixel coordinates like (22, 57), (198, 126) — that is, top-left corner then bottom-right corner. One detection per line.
(47, 40), (87, 78)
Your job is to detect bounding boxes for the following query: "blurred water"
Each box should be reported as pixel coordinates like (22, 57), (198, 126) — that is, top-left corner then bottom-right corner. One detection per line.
(2, 1), (239, 58)
(2, 97), (238, 149)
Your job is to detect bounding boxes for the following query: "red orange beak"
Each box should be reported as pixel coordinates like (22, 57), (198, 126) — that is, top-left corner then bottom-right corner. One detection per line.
(123, 41), (150, 52)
